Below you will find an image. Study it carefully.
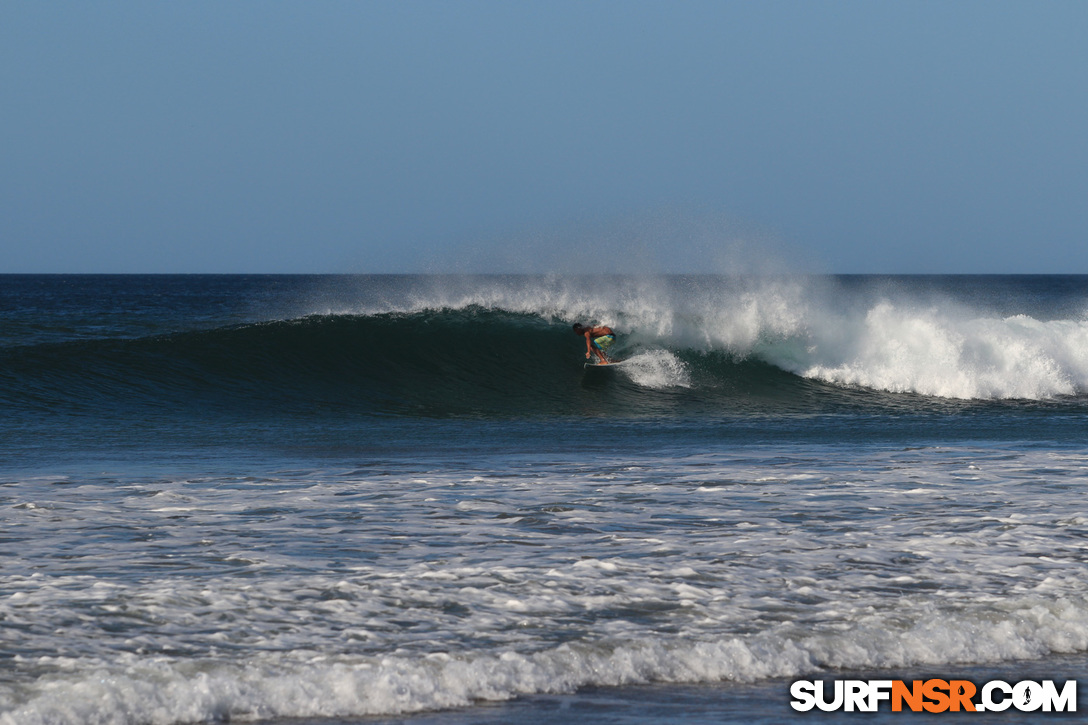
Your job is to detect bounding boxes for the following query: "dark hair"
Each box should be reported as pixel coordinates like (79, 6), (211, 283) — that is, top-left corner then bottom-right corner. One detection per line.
(572, 323), (585, 334)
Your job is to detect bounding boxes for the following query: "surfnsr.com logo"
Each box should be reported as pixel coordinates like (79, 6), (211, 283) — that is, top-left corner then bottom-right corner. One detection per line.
(790, 679), (1077, 713)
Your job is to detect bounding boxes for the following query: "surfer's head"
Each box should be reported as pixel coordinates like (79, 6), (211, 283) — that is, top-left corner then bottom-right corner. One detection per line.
(572, 323), (586, 335)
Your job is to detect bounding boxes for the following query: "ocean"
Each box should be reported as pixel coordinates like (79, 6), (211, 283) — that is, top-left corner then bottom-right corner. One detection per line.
(1, 274), (1086, 724)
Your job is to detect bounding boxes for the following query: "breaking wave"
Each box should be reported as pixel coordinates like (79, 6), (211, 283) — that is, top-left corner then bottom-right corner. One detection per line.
(3, 275), (1088, 419)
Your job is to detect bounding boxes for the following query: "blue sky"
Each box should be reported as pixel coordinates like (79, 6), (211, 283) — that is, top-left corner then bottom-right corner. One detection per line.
(2, 1), (1086, 273)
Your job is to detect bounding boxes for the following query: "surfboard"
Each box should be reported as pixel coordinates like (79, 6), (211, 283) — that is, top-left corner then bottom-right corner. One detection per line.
(584, 359), (629, 368)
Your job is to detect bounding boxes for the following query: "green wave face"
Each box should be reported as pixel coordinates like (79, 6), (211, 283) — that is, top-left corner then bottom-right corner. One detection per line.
(0, 307), (837, 419)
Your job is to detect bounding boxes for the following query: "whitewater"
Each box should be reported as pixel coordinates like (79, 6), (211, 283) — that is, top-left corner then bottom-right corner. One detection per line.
(2, 274), (1087, 724)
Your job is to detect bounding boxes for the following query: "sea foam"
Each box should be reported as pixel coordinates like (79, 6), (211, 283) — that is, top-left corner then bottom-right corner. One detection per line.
(5, 445), (1088, 724)
(6, 594), (1088, 725)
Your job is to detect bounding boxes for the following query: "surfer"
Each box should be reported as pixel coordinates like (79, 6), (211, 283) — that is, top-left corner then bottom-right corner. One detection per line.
(573, 323), (616, 364)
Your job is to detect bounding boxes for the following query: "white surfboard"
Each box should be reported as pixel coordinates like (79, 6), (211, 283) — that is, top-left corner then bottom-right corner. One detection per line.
(584, 359), (630, 369)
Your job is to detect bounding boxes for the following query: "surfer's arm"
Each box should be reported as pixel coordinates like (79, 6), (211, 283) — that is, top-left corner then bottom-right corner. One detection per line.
(584, 332), (592, 358)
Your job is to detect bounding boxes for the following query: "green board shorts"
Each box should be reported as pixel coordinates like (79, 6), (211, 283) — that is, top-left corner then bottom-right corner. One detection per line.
(592, 334), (616, 351)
